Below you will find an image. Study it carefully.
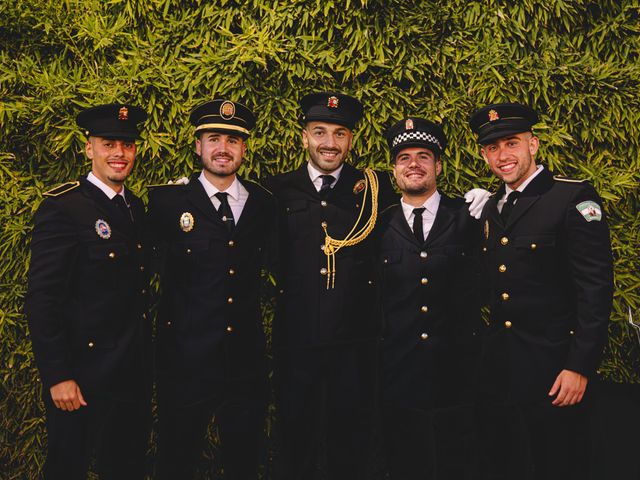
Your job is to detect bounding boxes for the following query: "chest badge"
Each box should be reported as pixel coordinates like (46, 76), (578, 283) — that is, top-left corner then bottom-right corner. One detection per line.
(180, 212), (195, 232)
(484, 220), (490, 240)
(353, 179), (366, 195)
(95, 219), (112, 239)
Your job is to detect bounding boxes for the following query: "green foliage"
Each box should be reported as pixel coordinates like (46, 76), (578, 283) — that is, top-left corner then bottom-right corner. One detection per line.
(1, 0), (639, 477)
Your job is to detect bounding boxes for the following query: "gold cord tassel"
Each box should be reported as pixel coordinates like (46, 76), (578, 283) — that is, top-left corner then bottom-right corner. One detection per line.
(322, 168), (379, 289)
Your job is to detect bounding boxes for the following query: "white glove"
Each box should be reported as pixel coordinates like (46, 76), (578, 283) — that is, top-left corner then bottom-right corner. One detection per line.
(464, 188), (491, 219)
(167, 176), (190, 185)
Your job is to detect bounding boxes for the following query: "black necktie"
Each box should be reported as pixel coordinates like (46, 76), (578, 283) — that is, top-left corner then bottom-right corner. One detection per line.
(319, 175), (335, 195)
(500, 191), (520, 223)
(215, 192), (235, 232)
(113, 195), (134, 223)
(412, 207), (426, 244)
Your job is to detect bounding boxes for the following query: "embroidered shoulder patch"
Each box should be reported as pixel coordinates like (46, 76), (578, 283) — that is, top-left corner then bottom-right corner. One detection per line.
(576, 201), (602, 222)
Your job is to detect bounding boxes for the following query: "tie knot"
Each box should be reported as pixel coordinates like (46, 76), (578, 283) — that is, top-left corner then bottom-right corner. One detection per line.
(215, 192), (229, 201)
(412, 207), (426, 216)
(320, 175), (335, 188)
(506, 191), (520, 204)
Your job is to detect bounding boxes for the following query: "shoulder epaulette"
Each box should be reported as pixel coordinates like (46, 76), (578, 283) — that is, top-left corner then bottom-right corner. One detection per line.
(553, 175), (587, 183)
(147, 182), (187, 188)
(379, 203), (400, 216)
(44, 181), (80, 197)
(243, 179), (273, 195)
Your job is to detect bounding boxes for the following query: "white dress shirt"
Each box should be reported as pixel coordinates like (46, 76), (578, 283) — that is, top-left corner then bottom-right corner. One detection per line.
(87, 172), (128, 204)
(198, 172), (249, 221)
(401, 190), (441, 240)
(497, 165), (544, 213)
(307, 161), (344, 192)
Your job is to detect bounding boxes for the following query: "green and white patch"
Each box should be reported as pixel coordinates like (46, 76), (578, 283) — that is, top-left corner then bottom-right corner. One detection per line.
(576, 201), (602, 222)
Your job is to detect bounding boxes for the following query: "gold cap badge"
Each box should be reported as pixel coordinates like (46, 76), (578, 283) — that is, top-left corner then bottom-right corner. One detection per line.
(488, 109), (499, 122)
(118, 106), (129, 121)
(220, 101), (235, 120)
(327, 96), (339, 109)
(405, 118), (414, 130)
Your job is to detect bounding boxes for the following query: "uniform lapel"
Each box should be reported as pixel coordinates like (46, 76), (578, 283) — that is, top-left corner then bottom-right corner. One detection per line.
(185, 173), (222, 225)
(80, 178), (131, 235)
(332, 163), (360, 197)
(126, 189), (145, 238)
(506, 169), (554, 228)
(233, 178), (257, 236)
(486, 185), (505, 228)
(292, 164), (320, 198)
(388, 204), (417, 244)
(424, 195), (456, 245)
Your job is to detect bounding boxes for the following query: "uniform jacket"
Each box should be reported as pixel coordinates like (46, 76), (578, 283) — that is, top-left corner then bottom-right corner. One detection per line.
(376, 195), (481, 409)
(478, 168), (613, 404)
(147, 174), (276, 405)
(25, 178), (151, 399)
(263, 163), (398, 349)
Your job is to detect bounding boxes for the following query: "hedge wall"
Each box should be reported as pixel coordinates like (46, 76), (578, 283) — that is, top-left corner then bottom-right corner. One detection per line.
(1, 0), (639, 478)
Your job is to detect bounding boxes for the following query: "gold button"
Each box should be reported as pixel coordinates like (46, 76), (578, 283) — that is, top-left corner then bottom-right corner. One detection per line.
(569, 330), (575, 335)
(321, 200), (328, 207)
(141, 289), (147, 294)
(420, 306), (429, 313)
(166, 321), (171, 326)
(321, 221), (328, 228)
(421, 277), (428, 285)
(383, 259), (388, 264)
(186, 248), (192, 254)
(137, 243), (142, 249)
(88, 342), (94, 348)
(139, 265), (145, 272)
(501, 293), (510, 301)
(320, 244), (325, 251)
(420, 333), (429, 340)
(530, 243), (537, 250)
(500, 237), (509, 245)
(228, 240), (235, 247)
(229, 268), (235, 275)
(498, 264), (507, 273)
(368, 280), (373, 285)
(420, 251), (427, 258)
(504, 320), (512, 328)
(279, 289), (284, 294)
(226, 326), (233, 332)
(320, 268), (328, 275)
(108, 252), (116, 259)
(482, 247), (487, 252)
(227, 297), (233, 304)
(142, 313), (147, 320)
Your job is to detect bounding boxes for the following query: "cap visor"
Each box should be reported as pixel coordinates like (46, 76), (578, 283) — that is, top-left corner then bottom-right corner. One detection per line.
(478, 127), (531, 145)
(88, 131), (141, 140)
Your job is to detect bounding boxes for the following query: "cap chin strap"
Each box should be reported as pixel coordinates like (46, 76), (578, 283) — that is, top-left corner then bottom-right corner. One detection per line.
(194, 123), (250, 135)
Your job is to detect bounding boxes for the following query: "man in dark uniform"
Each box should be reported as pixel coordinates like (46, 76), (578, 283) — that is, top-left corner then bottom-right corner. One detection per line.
(468, 103), (614, 480)
(25, 103), (152, 480)
(263, 92), (398, 479)
(148, 99), (276, 480)
(376, 117), (483, 480)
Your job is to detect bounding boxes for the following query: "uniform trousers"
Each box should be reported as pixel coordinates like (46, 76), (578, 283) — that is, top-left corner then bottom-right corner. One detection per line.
(274, 340), (378, 480)
(156, 378), (267, 480)
(43, 393), (150, 480)
(476, 399), (591, 480)
(382, 403), (477, 480)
